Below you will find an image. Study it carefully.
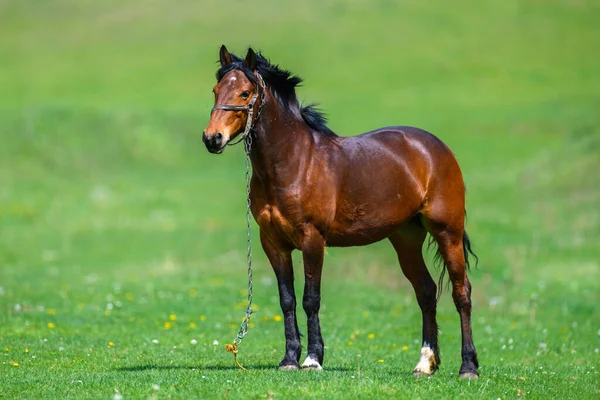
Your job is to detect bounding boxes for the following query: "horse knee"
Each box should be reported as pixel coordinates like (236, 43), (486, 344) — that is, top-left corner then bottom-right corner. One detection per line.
(280, 292), (296, 312)
(302, 294), (321, 314)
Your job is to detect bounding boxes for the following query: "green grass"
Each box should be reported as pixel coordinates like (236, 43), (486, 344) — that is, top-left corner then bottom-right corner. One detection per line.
(1, 0), (599, 398)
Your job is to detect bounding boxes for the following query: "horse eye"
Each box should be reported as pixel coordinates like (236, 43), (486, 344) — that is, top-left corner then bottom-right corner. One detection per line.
(241, 91), (250, 99)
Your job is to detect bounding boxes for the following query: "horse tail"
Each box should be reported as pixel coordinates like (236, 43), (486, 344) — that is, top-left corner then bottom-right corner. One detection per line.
(462, 230), (479, 272)
(430, 218), (478, 302)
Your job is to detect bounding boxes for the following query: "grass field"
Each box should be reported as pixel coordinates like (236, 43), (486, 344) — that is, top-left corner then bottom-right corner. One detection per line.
(1, 0), (599, 398)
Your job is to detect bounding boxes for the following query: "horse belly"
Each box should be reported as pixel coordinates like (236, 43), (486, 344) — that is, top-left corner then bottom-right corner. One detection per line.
(326, 203), (418, 247)
(325, 224), (399, 247)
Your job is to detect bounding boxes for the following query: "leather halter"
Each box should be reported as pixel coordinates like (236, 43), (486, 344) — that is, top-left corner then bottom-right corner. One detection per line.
(211, 72), (266, 146)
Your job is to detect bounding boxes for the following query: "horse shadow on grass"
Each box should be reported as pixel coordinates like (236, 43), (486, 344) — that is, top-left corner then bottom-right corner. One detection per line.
(116, 364), (351, 372)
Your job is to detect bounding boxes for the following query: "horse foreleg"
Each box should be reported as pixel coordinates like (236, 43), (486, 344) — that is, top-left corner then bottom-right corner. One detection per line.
(300, 226), (325, 370)
(260, 232), (301, 370)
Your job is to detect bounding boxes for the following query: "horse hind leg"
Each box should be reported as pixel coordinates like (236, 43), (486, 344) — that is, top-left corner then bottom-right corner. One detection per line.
(422, 216), (479, 379)
(389, 221), (440, 376)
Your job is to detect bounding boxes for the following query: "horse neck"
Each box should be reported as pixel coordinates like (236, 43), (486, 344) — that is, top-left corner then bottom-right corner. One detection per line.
(249, 93), (313, 183)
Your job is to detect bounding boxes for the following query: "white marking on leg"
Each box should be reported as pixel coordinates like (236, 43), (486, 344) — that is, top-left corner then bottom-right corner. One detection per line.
(413, 343), (437, 375)
(301, 356), (322, 370)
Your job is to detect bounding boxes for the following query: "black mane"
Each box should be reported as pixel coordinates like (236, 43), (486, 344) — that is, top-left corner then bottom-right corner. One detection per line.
(216, 50), (336, 137)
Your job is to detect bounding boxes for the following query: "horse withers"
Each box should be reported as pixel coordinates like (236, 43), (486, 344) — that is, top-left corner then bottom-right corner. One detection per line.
(203, 45), (479, 379)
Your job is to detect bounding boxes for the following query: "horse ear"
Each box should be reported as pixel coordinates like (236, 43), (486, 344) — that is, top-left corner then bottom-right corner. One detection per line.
(244, 48), (257, 71)
(219, 45), (232, 67)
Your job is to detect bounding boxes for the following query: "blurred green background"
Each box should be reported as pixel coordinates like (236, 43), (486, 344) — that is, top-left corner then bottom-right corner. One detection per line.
(0, 0), (599, 398)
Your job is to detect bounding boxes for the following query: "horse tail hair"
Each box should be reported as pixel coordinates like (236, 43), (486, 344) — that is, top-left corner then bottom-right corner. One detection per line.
(428, 235), (446, 302)
(462, 230), (479, 271)
(429, 224), (478, 302)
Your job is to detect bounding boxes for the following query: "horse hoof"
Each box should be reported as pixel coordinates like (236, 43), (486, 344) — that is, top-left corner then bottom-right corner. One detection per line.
(302, 365), (323, 371)
(459, 371), (479, 380)
(301, 356), (323, 371)
(279, 364), (300, 371)
(412, 345), (438, 377)
(412, 369), (432, 377)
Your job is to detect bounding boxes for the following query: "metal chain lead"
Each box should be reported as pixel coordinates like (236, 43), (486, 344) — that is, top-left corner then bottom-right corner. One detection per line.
(231, 73), (265, 347)
(233, 133), (254, 346)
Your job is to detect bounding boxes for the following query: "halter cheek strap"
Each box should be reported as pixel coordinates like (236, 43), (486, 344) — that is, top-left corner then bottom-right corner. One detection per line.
(211, 72), (266, 146)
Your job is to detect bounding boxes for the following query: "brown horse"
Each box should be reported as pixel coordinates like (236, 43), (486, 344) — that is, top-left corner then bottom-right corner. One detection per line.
(203, 46), (479, 379)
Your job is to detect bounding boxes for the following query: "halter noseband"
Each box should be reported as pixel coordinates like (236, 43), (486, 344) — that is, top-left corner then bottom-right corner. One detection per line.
(211, 72), (266, 147)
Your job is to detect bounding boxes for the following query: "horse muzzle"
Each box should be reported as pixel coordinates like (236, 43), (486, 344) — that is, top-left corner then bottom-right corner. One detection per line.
(203, 131), (227, 154)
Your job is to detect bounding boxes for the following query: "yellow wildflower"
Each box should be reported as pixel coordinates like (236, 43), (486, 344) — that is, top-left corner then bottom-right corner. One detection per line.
(402, 345), (409, 351)
(368, 333), (375, 339)
(378, 359), (384, 363)
(199, 315), (207, 321)
(164, 321), (172, 330)
(125, 293), (134, 301)
(189, 322), (196, 329)
(347, 341), (353, 346)
(189, 289), (197, 297)
(12, 362), (19, 367)
(46, 308), (56, 315)
(47, 322), (55, 329)
(169, 314), (177, 321)
(108, 342), (114, 347)
(273, 315), (282, 322)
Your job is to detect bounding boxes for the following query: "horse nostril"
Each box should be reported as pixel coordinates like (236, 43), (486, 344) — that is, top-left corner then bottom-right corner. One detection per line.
(214, 133), (223, 145)
(202, 131), (208, 144)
